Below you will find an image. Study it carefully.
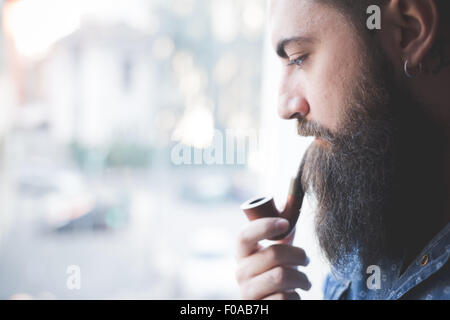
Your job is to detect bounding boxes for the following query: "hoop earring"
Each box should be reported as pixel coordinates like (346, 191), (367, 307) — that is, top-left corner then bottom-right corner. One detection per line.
(404, 60), (423, 78)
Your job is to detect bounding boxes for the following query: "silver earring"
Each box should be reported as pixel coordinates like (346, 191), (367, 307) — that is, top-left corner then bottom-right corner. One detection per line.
(404, 60), (423, 78)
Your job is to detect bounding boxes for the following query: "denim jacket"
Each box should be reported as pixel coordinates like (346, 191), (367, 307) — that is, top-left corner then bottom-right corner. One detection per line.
(323, 222), (450, 300)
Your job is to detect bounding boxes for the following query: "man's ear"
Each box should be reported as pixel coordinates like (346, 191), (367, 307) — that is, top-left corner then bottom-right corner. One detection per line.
(384, 0), (439, 67)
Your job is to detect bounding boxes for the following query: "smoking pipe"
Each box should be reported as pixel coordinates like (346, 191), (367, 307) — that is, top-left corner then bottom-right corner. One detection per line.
(240, 160), (305, 241)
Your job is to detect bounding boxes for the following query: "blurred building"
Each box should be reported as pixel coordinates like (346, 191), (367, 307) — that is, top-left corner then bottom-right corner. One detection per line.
(0, 0), (328, 300)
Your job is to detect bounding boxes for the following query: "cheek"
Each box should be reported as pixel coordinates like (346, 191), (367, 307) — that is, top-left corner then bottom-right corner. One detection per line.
(307, 65), (345, 131)
(307, 42), (362, 131)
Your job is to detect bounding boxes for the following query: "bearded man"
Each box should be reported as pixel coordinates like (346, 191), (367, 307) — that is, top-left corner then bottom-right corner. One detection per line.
(235, 0), (450, 300)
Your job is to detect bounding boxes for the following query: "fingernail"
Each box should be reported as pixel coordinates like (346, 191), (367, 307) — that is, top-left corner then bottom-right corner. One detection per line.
(305, 256), (310, 266)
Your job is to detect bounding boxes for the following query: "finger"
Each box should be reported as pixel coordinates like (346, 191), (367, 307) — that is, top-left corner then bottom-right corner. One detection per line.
(242, 267), (311, 300)
(236, 218), (289, 258)
(262, 291), (301, 300)
(276, 227), (296, 245)
(236, 244), (308, 282)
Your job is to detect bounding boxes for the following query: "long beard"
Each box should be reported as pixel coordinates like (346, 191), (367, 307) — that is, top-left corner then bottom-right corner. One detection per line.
(299, 45), (447, 269)
(301, 79), (396, 268)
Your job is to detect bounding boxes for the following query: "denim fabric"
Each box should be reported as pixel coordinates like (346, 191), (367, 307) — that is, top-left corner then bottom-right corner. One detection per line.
(323, 222), (450, 300)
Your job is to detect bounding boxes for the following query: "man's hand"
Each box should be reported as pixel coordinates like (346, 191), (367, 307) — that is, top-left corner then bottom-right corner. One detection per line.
(235, 217), (311, 300)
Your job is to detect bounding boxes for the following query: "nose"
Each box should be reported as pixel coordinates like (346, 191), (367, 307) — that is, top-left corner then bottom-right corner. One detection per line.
(277, 82), (310, 120)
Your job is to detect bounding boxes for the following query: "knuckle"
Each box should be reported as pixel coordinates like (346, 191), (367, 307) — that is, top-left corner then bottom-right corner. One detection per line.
(262, 220), (276, 236)
(270, 266), (286, 285)
(237, 230), (250, 247)
(234, 264), (246, 284)
(267, 245), (281, 262)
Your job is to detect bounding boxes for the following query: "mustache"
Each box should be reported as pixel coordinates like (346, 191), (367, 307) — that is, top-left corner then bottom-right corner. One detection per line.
(297, 117), (336, 143)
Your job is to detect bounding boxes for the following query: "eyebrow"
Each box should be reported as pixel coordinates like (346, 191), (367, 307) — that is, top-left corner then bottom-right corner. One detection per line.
(276, 36), (315, 59)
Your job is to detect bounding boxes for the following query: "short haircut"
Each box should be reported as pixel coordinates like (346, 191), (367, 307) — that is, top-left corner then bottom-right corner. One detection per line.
(318, 0), (449, 73)
(319, 0), (448, 30)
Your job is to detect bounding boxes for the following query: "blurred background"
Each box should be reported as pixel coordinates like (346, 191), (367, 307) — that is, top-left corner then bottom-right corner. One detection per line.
(0, 0), (329, 299)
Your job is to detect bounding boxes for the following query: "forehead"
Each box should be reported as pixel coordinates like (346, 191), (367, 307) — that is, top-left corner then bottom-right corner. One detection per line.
(269, 0), (344, 46)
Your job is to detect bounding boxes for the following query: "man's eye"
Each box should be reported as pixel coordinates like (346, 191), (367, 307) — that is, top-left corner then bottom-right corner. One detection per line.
(287, 55), (308, 67)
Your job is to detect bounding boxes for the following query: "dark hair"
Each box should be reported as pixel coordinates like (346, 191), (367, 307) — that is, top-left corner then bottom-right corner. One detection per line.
(320, 0), (448, 31)
(320, 0), (449, 73)
(319, 0), (386, 24)
(321, 1), (449, 14)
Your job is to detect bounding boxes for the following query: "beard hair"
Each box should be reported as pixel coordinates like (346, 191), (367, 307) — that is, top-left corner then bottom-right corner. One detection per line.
(298, 40), (447, 269)
(301, 75), (396, 268)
